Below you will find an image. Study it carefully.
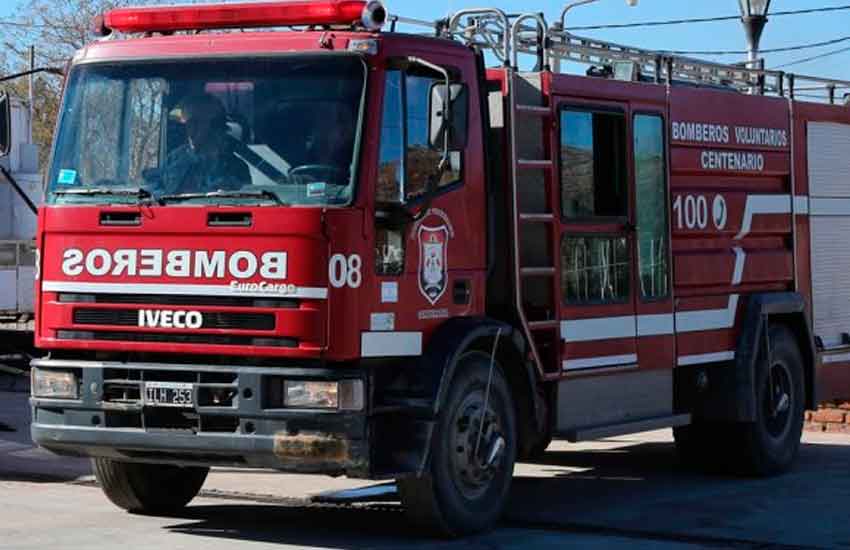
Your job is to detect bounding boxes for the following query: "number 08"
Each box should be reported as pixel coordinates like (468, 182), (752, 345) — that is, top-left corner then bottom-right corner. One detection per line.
(329, 254), (362, 288)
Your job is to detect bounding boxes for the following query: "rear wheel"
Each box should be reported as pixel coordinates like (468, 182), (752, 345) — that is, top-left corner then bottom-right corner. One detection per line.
(397, 351), (517, 536)
(736, 325), (805, 475)
(675, 324), (804, 476)
(93, 458), (209, 514)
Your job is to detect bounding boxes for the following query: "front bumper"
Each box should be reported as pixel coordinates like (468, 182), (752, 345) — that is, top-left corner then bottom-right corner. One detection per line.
(30, 358), (369, 477)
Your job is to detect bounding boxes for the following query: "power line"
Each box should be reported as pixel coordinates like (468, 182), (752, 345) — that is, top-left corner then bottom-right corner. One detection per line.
(668, 35), (850, 57)
(566, 14), (738, 30)
(565, 4), (850, 31)
(772, 45), (850, 69)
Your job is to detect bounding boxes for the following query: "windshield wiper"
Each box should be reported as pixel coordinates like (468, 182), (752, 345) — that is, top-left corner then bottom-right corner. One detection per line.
(159, 189), (286, 205)
(53, 187), (160, 204)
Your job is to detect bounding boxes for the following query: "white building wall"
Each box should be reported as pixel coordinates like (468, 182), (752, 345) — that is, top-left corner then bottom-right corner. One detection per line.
(1, 95), (41, 319)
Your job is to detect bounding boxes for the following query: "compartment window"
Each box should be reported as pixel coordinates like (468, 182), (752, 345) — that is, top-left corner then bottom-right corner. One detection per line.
(560, 109), (627, 219)
(561, 236), (630, 304)
(634, 114), (669, 299)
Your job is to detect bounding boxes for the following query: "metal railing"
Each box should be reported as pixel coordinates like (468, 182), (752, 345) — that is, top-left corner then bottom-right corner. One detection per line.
(422, 6), (850, 104)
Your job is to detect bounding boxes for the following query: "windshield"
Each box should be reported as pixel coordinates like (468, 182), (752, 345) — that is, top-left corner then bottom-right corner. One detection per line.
(47, 55), (366, 206)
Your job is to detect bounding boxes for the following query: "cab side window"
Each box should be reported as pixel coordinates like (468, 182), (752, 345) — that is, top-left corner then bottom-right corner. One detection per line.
(377, 69), (463, 205)
(375, 68), (464, 276)
(376, 71), (404, 203)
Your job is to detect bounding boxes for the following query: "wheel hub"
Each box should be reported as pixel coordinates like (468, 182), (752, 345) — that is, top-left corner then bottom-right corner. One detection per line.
(450, 393), (506, 500)
(765, 361), (793, 438)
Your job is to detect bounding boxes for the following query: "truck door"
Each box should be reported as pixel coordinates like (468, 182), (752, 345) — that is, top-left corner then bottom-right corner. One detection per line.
(631, 109), (675, 374)
(558, 101), (637, 373)
(363, 52), (487, 358)
(556, 97), (675, 436)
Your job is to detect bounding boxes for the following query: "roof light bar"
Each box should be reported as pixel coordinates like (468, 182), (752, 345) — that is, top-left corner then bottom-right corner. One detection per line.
(101, 0), (384, 34)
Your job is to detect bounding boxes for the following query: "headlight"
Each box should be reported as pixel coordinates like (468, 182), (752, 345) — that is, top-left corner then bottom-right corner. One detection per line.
(284, 380), (364, 411)
(31, 368), (79, 399)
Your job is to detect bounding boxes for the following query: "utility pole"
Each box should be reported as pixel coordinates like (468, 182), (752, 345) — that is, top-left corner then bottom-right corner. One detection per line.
(28, 45), (34, 144)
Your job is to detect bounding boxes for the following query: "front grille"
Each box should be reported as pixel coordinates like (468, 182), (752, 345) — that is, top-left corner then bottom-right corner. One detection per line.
(57, 330), (297, 347)
(59, 293), (299, 309)
(102, 368), (242, 434)
(104, 368), (237, 384)
(73, 308), (275, 331)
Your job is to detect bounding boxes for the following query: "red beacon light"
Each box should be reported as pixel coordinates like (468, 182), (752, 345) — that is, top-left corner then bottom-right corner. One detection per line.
(99, 0), (387, 35)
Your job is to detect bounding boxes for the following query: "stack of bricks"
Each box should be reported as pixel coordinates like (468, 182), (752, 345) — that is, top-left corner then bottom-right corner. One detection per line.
(805, 401), (850, 433)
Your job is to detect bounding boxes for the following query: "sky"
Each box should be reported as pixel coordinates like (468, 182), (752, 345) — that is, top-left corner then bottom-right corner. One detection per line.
(1, 0), (849, 81)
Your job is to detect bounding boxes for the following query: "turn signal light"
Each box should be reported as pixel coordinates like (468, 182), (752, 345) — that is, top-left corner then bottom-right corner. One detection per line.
(101, 0), (384, 34)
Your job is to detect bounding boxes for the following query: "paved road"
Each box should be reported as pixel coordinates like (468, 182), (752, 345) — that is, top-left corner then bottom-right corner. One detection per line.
(2, 385), (849, 549)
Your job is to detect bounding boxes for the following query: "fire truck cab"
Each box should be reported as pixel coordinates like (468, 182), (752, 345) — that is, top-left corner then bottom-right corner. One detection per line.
(6, 0), (850, 537)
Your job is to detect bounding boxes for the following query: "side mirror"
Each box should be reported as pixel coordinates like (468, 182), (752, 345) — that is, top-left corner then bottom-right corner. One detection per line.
(429, 82), (468, 151)
(0, 91), (10, 158)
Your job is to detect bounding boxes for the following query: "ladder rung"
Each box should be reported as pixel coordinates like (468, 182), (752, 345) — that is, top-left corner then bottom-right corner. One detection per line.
(516, 104), (551, 116)
(521, 267), (556, 277)
(519, 213), (555, 223)
(528, 320), (560, 330)
(517, 159), (553, 170)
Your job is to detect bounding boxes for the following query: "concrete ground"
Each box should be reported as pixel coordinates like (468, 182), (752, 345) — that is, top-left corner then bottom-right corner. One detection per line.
(2, 381), (849, 549)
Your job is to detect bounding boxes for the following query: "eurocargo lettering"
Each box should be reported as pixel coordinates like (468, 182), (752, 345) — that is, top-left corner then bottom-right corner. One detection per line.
(8, 0), (850, 538)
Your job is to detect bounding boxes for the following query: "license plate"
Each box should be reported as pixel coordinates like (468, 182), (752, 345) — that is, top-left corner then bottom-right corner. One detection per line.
(143, 381), (194, 408)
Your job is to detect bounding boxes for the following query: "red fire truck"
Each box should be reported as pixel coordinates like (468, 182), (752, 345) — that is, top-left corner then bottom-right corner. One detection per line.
(7, 0), (850, 536)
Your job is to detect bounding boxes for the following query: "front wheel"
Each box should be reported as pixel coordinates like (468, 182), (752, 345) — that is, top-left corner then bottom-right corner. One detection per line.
(93, 458), (209, 514)
(397, 351), (517, 536)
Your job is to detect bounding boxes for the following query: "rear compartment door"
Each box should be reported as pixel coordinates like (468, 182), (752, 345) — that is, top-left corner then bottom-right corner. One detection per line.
(557, 99), (638, 376)
(807, 121), (850, 348)
(555, 94), (675, 435)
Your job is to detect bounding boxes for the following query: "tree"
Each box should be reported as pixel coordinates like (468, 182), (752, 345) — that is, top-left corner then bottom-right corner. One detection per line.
(1, 0), (155, 169)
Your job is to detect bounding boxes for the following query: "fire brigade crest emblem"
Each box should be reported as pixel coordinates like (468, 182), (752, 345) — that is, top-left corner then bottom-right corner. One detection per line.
(417, 224), (449, 305)
(417, 225), (449, 305)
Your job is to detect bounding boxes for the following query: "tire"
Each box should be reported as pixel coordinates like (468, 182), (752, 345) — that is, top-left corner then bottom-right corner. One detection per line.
(93, 458), (209, 514)
(735, 324), (805, 476)
(675, 324), (804, 476)
(397, 351), (517, 537)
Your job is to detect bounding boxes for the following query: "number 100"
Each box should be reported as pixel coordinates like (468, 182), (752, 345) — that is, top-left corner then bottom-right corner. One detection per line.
(672, 194), (708, 230)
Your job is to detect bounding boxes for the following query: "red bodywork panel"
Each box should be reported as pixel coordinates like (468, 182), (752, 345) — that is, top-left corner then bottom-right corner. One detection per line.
(669, 88), (793, 364)
(38, 206), (328, 358)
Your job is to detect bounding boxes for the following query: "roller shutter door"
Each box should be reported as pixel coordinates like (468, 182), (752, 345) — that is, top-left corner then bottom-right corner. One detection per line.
(809, 122), (850, 347)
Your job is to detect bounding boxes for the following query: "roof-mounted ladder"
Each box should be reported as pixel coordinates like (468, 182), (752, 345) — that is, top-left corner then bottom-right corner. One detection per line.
(440, 7), (850, 103)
